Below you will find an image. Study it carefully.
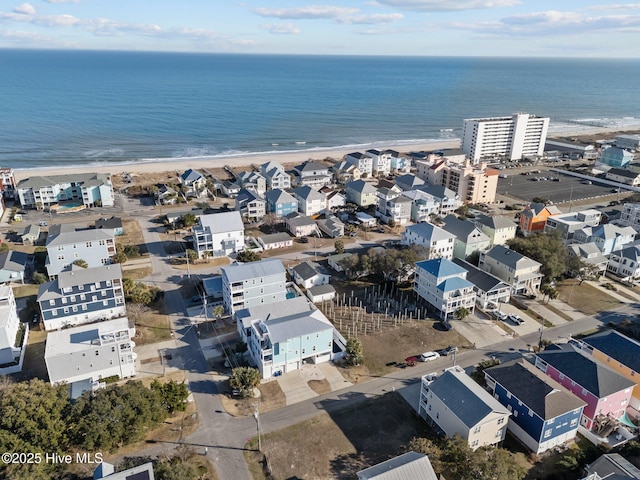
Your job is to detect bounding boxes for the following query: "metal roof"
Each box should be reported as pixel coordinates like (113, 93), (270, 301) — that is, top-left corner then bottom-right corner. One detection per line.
(198, 211), (244, 235)
(357, 452), (438, 480)
(416, 257), (466, 279)
(221, 258), (285, 284)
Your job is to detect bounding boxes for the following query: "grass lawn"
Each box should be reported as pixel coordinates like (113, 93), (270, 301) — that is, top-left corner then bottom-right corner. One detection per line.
(12, 284), (39, 298)
(134, 311), (173, 345)
(119, 219), (147, 254)
(244, 392), (432, 480)
(122, 266), (153, 280)
(557, 280), (622, 315)
(219, 380), (287, 417)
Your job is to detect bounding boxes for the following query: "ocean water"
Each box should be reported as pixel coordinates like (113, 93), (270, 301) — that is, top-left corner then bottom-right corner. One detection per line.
(0, 50), (639, 170)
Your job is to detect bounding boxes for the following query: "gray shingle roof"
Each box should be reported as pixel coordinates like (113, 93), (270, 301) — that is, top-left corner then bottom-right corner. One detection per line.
(346, 180), (377, 194)
(0, 250), (28, 273)
(474, 214), (517, 230)
(485, 360), (586, 420)
(483, 245), (541, 270)
(265, 189), (297, 205)
(307, 284), (336, 297)
(292, 261), (323, 281)
(442, 214), (488, 241)
(46, 226), (114, 247)
(535, 349), (635, 397)
(452, 258), (509, 294)
(17, 172), (111, 189)
(581, 330), (640, 376)
(428, 368), (509, 428)
(221, 258), (285, 284)
(258, 232), (292, 245)
(292, 185), (325, 202)
(404, 222), (455, 243)
(357, 452), (438, 480)
(38, 264), (123, 302)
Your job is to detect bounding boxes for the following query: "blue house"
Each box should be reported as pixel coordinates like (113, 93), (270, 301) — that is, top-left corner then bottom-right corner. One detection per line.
(485, 360), (586, 453)
(598, 147), (633, 168)
(265, 188), (299, 218)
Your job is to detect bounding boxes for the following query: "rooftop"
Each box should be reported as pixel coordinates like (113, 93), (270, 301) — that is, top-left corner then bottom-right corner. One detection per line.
(405, 222), (456, 243)
(581, 330), (640, 376)
(221, 258), (286, 284)
(416, 257), (467, 279)
(198, 211), (244, 235)
(17, 172), (111, 189)
(357, 452), (438, 480)
(452, 258), (509, 293)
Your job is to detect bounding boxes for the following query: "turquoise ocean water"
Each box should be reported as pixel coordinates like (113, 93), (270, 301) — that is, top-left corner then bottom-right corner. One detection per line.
(0, 50), (639, 169)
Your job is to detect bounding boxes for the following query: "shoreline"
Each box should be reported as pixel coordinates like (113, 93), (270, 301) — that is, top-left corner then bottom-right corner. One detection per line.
(12, 125), (640, 182)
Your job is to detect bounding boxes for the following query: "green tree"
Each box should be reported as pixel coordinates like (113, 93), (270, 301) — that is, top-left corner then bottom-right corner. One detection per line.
(213, 305), (225, 320)
(405, 437), (443, 473)
(334, 239), (345, 254)
(229, 367), (261, 398)
(470, 358), (500, 387)
(185, 249), (198, 263)
(540, 284), (558, 304)
(151, 380), (189, 414)
(72, 259), (88, 268)
(124, 244), (140, 258)
(345, 338), (364, 366)
(236, 249), (261, 263)
(180, 213), (198, 229)
(507, 232), (569, 282)
(32, 272), (48, 284)
(455, 307), (470, 321)
(113, 251), (128, 264)
(337, 253), (361, 279)
(387, 218), (396, 227)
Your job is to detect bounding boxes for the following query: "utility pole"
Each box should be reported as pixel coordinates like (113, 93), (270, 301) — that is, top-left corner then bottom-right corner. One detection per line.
(253, 403), (262, 451)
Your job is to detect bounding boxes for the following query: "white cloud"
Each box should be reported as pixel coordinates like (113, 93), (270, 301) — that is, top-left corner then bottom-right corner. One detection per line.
(253, 5), (358, 19)
(588, 3), (640, 11)
(338, 13), (404, 24)
(375, 0), (520, 12)
(42, 0), (80, 3)
(262, 22), (301, 34)
(12, 3), (35, 15)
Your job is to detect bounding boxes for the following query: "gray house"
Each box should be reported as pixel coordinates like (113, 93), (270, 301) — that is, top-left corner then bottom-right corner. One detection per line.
(221, 258), (287, 314)
(0, 251), (29, 284)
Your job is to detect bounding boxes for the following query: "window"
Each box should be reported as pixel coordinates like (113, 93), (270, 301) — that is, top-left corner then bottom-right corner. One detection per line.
(543, 429), (552, 439)
(570, 418), (578, 427)
(497, 417), (505, 425)
(582, 388), (588, 396)
(49, 299), (55, 306)
(52, 309), (57, 316)
(86, 241), (92, 248)
(63, 307), (69, 314)
(559, 373), (564, 381)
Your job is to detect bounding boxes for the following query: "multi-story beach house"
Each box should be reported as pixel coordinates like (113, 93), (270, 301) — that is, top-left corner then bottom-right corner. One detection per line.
(285, 212), (320, 237)
(0, 168), (16, 200)
(265, 189), (298, 218)
(293, 162), (332, 188)
(179, 169), (207, 198)
(235, 296), (343, 379)
(452, 258), (511, 310)
(597, 147), (634, 169)
(332, 161), (362, 184)
(291, 186), (326, 216)
(402, 189), (440, 223)
(365, 149), (392, 176)
(0, 250), (29, 285)
(260, 161), (291, 190)
(461, 113), (550, 162)
(237, 170), (267, 195)
(413, 258), (475, 320)
(473, 215), (518, 246)
(376, 186), (411, 225)
(418, 184), (463, 216)
(572, 224), (636, 256)
(478, 245), (543, 295)
(543, 209), (603, 244)
(221, 258), (287, 314)
(0, 286), (27, 375)
(235, 188), (266, 221)
(441, 214), (491, 260)
(606, 245), (640, 282)
(401, 223), (455, 260)
(37, 264), (126, 331)
(578, 330), (640, 420)
(345, 152), (373, 177)
(535, 346), (635, 432)
(17, 172), (114, 210)
(193, 211), (245, 258)
(45, 317), (136, 397)
(619, 203), (640, 231)
(345, 180), (378, 207)
(419, 366), (511, 450)
(316, 214), (345, 238)
(485, 360), (586, 454)
(395, 173), (425, 192)
(614, 135), (640, 151)
(320, 186), (346, 210)
(45, 225), (116, 278)
(519, 203), (562, 236)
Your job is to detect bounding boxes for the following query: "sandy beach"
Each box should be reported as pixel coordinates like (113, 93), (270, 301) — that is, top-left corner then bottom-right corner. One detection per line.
(12, 125), (640, 183)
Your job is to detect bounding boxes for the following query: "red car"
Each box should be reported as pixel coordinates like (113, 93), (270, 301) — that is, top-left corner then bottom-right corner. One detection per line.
(404, 356), (417, 366)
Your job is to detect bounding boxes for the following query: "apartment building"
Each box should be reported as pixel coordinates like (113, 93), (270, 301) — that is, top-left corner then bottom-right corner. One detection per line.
(461, 113), (550, 162)
(46, 225), (116, 278)
(17, 172), (114, 209)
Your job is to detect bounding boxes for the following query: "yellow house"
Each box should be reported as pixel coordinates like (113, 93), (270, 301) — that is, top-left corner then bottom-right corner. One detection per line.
(580, 330), (640, 419)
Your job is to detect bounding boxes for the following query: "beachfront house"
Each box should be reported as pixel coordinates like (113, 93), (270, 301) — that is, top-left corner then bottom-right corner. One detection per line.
(179, 169), (208, 198)
(292, 186), (326, 216)
(44, 317), (136, 397)
(320, 186), (346, 210)
(221, 180), (240, 198)
(0, 168), (16, 200)
(221, 259), (287, 314)
(17, 172), (114, 210)
(235, 188), (266, 222)
(413, 258), (475, 320)
(156, 184), (178, 205)
(260, 161), (291, 190)
(193, 211), (245, 259)
(485, 360), (586, 454)
(345, 152), (373, 177)
(237, 170), (267, 194)
(332, 161), (362, 184)
(535, 347), (635, 432)
(345, 180), (378, 207)
(37, 264), (126, 331)
(365, 149), (392, 176)
(478, 245), (543, 295)
(401, 222), (455, 260)
(265, 189), (298, 218)
(45, 225), (116, 278)
(293, 162), (332, 188)
(418, 366), (511, 450)
(0, 286), (28, 375)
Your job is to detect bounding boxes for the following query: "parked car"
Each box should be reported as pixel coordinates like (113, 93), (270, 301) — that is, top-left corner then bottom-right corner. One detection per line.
(299, 237), (309, 243)
(582, 180), (592, 185)
(419, 351), (440, 362)
(439, 320), (453, 331)
(39, 221), (48, 227)
(438, 345), (458, 356)
(508, 313), (524, 325)
(496, 311), (508, 321)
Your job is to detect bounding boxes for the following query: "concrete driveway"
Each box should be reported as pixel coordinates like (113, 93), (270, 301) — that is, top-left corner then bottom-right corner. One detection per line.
(453, 313), (508, 348)
(277, 370), (318, 405)
(497, 303), (543, 336)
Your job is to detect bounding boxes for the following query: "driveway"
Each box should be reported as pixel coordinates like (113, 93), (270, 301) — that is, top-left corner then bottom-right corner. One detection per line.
(277, 370), (318, 405)
(495, 303), (543, 336)
(453, 313), (507, 348)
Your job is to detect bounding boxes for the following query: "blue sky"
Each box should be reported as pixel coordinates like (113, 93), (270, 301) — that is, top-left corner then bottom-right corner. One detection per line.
(1, 1), (640, 57)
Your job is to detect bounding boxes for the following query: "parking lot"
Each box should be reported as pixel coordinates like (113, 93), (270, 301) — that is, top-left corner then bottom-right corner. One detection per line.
(497, 170), (624, 204)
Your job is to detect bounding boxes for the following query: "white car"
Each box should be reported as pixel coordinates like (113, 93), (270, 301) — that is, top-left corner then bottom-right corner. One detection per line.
(419, 351), (440, 362)
(496, 311), (508, 321)
(508, 314), (524, 325)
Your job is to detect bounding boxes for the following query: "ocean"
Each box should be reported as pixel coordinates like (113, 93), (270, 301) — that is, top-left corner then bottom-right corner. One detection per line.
(1, 49), (639, 170)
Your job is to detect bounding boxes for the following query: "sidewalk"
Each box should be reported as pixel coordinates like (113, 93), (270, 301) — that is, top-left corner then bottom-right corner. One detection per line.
(585, 280), (640, 303)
